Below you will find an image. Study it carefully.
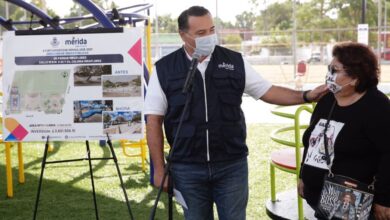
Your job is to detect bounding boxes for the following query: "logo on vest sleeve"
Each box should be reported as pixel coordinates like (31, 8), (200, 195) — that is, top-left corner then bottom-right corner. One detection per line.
(218, 62), (235, 71)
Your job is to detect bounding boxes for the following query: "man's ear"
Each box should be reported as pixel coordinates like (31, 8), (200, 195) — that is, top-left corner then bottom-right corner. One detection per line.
(179, 30), (186, 41)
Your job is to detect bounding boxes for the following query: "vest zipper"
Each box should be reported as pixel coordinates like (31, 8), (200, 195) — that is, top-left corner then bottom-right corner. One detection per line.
(202, 77), (210, 161)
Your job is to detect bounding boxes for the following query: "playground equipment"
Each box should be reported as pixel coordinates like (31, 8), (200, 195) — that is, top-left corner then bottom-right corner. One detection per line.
(120, 138), (148, 172)
(266, 104), (316, 220)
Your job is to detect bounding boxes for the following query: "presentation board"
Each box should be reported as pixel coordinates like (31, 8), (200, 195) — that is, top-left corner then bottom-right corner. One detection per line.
(2, 28), (144, 141)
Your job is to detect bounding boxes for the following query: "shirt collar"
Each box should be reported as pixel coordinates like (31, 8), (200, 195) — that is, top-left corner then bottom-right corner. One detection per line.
(182, 46), (211, 63)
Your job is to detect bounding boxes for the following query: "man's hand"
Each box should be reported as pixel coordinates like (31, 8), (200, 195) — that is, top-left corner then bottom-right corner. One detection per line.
(374, 203), (390, 220)
(153, 168), (169, 192)
(306, 84), (329, 102)
(146, 114), (168, 191)
(298, 179), (305, 198)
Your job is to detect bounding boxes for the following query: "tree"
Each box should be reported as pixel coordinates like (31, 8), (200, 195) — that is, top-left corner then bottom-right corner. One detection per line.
(235, 11), (256, 29)
(0, 1), (33, 30)
(154, 14), (177, 33)
(214, 17), (234, 29)
(31, 0), (57, 17)
(64, 0), (118, 28)
(132, 77), (141, 87)
(249, 0), (383, 47)
(254, 1), (293, 32)
(132, 112), (142, 123)
(103, 113), (112, 123)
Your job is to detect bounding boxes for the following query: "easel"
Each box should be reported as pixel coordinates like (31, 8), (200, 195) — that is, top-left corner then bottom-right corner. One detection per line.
(33, 135), (134, 220)
(1, 2), (153, 220)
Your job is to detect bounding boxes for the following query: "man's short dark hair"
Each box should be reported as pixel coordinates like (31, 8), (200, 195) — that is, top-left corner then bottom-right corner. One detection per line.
(178, 6), (210, 32)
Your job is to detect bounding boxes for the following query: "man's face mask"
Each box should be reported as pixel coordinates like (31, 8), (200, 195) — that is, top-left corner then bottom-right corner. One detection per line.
(186, 33), (218, 56)
(325, 65), (354, 94)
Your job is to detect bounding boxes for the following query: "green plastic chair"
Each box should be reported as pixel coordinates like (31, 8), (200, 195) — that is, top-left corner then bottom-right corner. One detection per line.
(269, 104), (314, 220)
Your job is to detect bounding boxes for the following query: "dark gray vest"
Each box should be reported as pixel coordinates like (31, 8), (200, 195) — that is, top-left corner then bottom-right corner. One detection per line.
(155, 45), (247, 163)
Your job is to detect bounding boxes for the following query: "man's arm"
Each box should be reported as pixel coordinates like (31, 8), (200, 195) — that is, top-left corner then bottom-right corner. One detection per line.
(146, 114), (167, 190)
(260, 85), (328, 105)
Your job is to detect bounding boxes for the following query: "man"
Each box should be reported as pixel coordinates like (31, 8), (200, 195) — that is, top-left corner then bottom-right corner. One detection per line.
(331, 192), (357, 219)
(144, 6), (327, 220)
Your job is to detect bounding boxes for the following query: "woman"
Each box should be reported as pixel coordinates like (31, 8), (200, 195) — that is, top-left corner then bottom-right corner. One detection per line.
(298, 42), (390, 219)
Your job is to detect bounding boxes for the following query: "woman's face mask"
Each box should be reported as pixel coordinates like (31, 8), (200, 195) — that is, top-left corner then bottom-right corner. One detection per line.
(186, 33), (218, 56)
(325, 65), (355, 94)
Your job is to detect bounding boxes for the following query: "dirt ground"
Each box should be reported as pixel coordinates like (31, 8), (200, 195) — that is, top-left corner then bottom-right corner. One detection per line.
(252, 64), (390, 85)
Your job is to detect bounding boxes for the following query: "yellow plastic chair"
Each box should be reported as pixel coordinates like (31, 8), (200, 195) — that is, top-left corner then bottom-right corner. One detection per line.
(268, 104), (314, 220)
(120, 138), (147, 172)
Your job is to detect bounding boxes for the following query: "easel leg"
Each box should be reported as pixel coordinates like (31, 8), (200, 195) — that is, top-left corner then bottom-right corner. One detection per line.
(33, 137), (50, 220)
(107, 138), (134, 220)
(18, 142), (25, 184)
(86, 140), (99, 220)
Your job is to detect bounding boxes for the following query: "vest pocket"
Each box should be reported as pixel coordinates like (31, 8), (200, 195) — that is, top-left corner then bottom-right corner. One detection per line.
(167, 94), (190, 123)
(212, 71), (243, 90)
(167, 73), (186, 93)
(219, 93), (242, 121)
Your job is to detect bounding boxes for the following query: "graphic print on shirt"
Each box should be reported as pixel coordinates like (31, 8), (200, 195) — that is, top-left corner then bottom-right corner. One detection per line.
(304, 119), (344, 170)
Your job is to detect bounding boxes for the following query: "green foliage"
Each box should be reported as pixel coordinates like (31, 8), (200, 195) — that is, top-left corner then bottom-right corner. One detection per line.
(63, 0), (107, 28)
(261, 34), (291, 48)
(223, 34), (242, 44)
(103, 112), (111, 123)
(132, 112), (142, 123)
(103, 80), (115, 88)
(214, 17), (235, 29)
(246, 0), (389, 47)
(0, 124), (296, 220)
(236, 11), (256, 29)
(132, 77), (142, 87)
(255, 1), (293, 32)
(153, 14), (177, 33)
(0, 1), (34, 30)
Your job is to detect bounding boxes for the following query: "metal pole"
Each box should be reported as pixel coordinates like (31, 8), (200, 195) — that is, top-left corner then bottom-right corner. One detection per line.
(5, 1), (9, 18)
(154, 0), (160, 58)
(86, 140), (99, 220)
(292, 0), (297, 79)
(215, 0), (218, 26)
(362, 0), (367, 23)
(378, 0), (382, 62)
(385, 0), (387, 51)
(33, 137), (50, 220)
(215, 0), (219, 41)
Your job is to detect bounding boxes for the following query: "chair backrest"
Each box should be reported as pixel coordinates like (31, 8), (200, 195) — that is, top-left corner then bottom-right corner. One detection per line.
(270, 103), (314, 148)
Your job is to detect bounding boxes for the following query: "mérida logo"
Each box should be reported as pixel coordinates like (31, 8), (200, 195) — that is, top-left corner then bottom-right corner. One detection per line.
(65, 37), (87, 45)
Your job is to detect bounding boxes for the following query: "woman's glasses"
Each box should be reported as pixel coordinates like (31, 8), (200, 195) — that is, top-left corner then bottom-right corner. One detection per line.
(328, 65), (345, 75)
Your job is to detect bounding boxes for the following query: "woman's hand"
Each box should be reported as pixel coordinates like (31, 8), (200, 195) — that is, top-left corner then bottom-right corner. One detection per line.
(374, 203), (390, 220)
(298, 179), (305, 198)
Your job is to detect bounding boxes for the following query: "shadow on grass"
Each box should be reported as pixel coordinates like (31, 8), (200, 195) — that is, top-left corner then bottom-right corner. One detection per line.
(0, 144), (183, 220)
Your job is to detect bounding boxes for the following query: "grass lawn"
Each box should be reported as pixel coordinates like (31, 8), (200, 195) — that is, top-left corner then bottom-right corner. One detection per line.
(0, 123), (297, 220)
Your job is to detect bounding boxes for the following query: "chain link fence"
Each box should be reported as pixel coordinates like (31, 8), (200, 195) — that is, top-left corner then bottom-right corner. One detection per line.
(150, 27), (390, 86)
